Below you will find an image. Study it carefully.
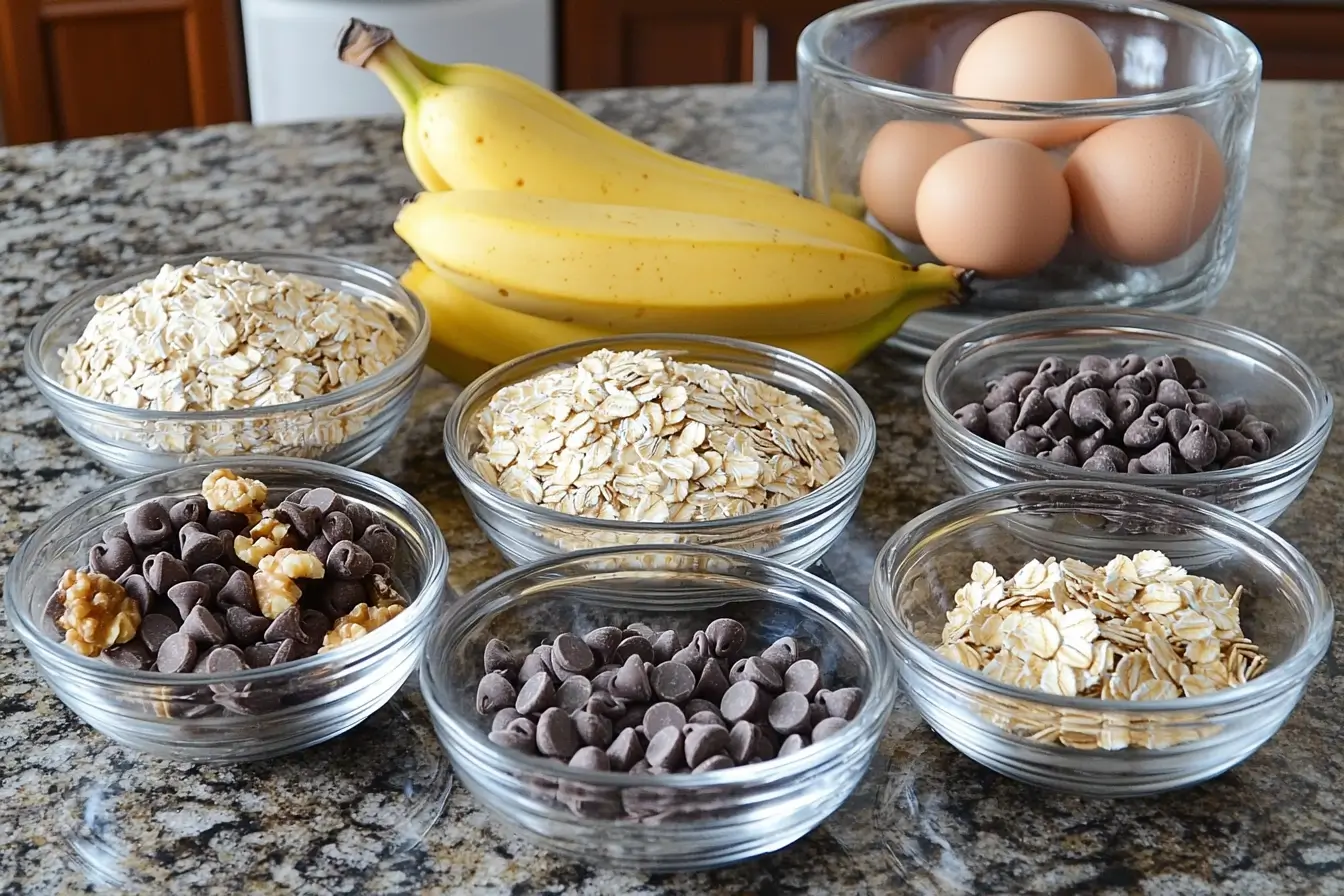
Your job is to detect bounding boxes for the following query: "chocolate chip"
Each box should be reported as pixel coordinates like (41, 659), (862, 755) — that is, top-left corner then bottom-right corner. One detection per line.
(572, 710), (614, 749)
(1157, 378), (1192, 409)
(326, 540), (374, 581)
(567, 745), (610, 773)
(727, 720), (764, 764)
(142, 551), (188, 597)
(1138, 442), (1183, 474)
(607, 728), (644, 771)
(692, 657), (730, 702)
(476, 671), (517, 714)
(156, 632), (197, 672)
(180, 604), (226, 645)
(240, 643), (277, 668)
(759, 637), (799, 672)
(1145, 354), (1179, 382)
(225, 606), (270, 644)
(984, 402), (1018, 444)
(515, 672), (557, 715)
(518, 652), (550, 683)
(89, 537), (137, 579)
(812, 717), (849, 742)
(721, 680), (767, 724)
(119, 574), (155, 617)
(694, 754), (735, 773)
(1068, 387), (1114, 432)
(273, 501), (323, 542)
(953, 403), (988, 436)
(768, 691), (812, 735)
(985, 370), (1032, 404)
(206, 510), (249, 535)
(552, 633), (596, 675)
(1040, 438), (1079, 466)
(536, 707), (580, 759)
(641, 701), (685, 737)
(680, 722), (729, 767)
(342, 501), (373, 538)
(778, 733), (809, 757)
(684, 698), (720, 717)
(165, 497), (207, 532)
(300, 487), (345, 516)
(216, 569), (259, 614)
(645, 727), (686, 771)
(728, 657), (750, 684)
(1081, 453), (1118, 472)
(270, 639), (301, 666)
(1113, 370), (1157, 400)
(1013, 388), (1051, 430)
(1239, 418), (1276, 459)
(556, 675), (593, 712)
(1004, 430), (1046, 455)
(489, 708), (524, 732)
(356, 524), (396, 565)
(166, 580), (210, 618)
(739, 656), (783, 694)
(176, 524), (223, 571)
(489, 729), (536, 754)
(820, 687), (864, 721)
(1178, 420), (1219, 469)
(704, 618), (746, 658)
(125, 500), (174, 547)
(483, 639), (517, 678)
(650, 661), (696, 704)
(783, 659), (822, 698)
(1123, 404), (1168, 450)
(101, 637), (154, 671)
(1219, 397), (1248, 429)
(317, 579), (364, 619)
(611, 654), (652, 702)
(203, 644), (247, 674)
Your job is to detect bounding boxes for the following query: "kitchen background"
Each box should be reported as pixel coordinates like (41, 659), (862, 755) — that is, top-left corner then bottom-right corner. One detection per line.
(0, 0), (1340, 147)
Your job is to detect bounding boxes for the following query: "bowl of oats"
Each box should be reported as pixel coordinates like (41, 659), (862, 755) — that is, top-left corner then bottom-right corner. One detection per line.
(24, 253), (429, 476)
(871, 480), (1331, 797)
(5, 458), (449, 762)
(442, 335), (877, 568)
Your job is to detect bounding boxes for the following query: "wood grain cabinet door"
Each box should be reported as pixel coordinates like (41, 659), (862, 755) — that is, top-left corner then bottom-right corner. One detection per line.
(0, 0), (248, 145)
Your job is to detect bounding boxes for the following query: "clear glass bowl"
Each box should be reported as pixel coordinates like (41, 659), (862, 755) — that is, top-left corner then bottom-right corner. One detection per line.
(924, 308), (1332, 527)
(5, 458), (450, 763)
(420, 546), (897, 870)
(798, 0), (1263, 355)
(871, 481), (1332, 797)
(24, 252), (430, 477)
(443, 335), (877, 568)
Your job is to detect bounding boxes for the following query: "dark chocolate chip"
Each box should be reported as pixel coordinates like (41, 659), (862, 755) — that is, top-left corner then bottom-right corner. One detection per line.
(1037, 356), (1069, 383)
(1139, 442), (1184, 475)
(1123, 404), (1168, 450)
(518, 653), (550, 683)
(760, 637), (799, 671)
(320, 511), (354, 546)
(476, 671), (517, 714)
(985, 402), (1018, 444)
(768, 691), (812, 735)
(319, 579), (366, 619)
(648, 629), (679, 664)
(1069, 388), (1114, 431)
(168, 496), (209, 531)
(216, 569), (259, 614)
(178, 524), (224, 571)
(778, 733), (809, 757)
(191, 563), (230, 598)
(300, 487), (345, 516)
(1166, 407), (1193, 442)
(645, 727), (686, 770)
(263, 605), (305, 644)
(740, 656), (783, 693)
(515, 672), (557, 715)
(142, 552), (188, 597)
(356, 524), (396, 565)
(581, 626), (623, 664)
(607, 728), (644, 771)
(683, 724), (731, 767)
(306, 536), (333, 565)
(166, 580), (210, 618)
(536, 707), (579, 759)
(1178, 420), (1219, 469)
(270, 639), (301, 666)
(721, 680), (767, 724)
(156, 632), (197, 672)
(89, 537), (137, 579)
(953, 403), (988, 436)
(584, 692), (626, 720)
(1040, 438), (1079, 466)
(552, 632), (596, 675)
(1155, 378), (1191, 409)
(180, 603), (226, 645)
(783, 658), (822, 698)
(1040, 409), (1075, 443)
(1014, 388), (1052, 429)
(820, 687), (864, 720)
(489, 729), (536, 754)
(274, 501), (323, 541)
(1111, 390), (1145, 433)
(611, 654), (652, 702)
(101, 637), (154, 671)
(483, 639), (517, 678)
(1187, 401), (1223, 429)
(703, 618), (746, 658)
(569, 746), (611, 772)
(243, 642), (280, 668)
(225, 606), (271, 645)
(325, 540), (374, 581)
(642, 701), (687, 738)
(556, 676), (594, 712)
(491, 708), (524, 732)
(727, 720), (764, 764)
(651, 661), (696, 704)
(1220, 398), (1249, 429)
(1073, 428), (1108, 463)
(125, 500), (174, 547)
(120, 574), (155, 617)
(1113, 370), (1157, 400)
(1081, 454), (1119, 473)
(1077, 354), (1116, 385)
(102, 522), (130, 544)
(1145, 354), (1180, 382)
(206, 510), (249, 535)
(1224, 455), (1255, 469)
(1238, 418), (1277, 459)
(812, 717), (849, 742)
(203, 644), (247, 674)
(692, 657), (730, 702)
(138, 613), (178, 654)
(1005, 431), (1047, 455)
(343, 502), (374, 538)
(614, 635), (654, 664)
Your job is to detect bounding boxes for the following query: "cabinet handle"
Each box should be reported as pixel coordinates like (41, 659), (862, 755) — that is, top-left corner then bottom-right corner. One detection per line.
(752, 23), (770, 85)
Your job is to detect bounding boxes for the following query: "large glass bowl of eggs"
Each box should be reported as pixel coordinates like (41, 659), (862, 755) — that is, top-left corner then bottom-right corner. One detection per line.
(797, 0), (1262, 355)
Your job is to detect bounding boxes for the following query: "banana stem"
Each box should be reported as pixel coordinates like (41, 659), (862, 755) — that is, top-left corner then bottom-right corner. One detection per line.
(337, 19), (434, 114)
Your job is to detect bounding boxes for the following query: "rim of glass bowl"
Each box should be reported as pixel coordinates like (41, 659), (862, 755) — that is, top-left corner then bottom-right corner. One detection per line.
(443, 333), (878, 534)
(870, 479), (1333, 715)
(420, 544), (898, 789)
(923, 307), (1334, 490)
(798, 0), (1262, 118)
(23, 251), (430, 423)
(5, 457), (449, 689)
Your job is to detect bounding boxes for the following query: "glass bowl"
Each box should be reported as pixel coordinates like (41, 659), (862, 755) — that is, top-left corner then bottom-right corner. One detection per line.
(924, 308), (1332, 527)
(420, 545), (897, 870)
(5, 458), (450, 763)
(443, 335), (877, 568)
(798, 0), (1263, 355)
(870, 481), (1332, 797)
(24, 252), (430, 477)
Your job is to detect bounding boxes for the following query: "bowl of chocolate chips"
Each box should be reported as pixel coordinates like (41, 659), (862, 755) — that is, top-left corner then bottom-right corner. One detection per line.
(6, 459), (448, 763)
(419, 545), (897, 871)
(924, 308), (1333, 525)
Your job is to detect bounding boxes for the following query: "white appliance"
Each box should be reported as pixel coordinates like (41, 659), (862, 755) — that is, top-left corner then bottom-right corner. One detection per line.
(241, 0), (554, 125)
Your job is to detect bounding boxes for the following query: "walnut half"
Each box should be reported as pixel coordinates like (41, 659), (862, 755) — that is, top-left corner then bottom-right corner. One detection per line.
(55, 569), (142, 657)
(319, 601), (404, 653)
(254, 548), (325, 619)
(202, 468), (267, 515)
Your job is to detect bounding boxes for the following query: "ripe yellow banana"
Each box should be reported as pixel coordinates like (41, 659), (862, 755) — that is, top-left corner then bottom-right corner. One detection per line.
(338, 20), (896, 258)
(395, 190), (965, 337)
(403, 253), (955, 375)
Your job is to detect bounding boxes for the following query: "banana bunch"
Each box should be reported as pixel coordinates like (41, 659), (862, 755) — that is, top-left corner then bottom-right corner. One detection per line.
(338, 19), (969, 377)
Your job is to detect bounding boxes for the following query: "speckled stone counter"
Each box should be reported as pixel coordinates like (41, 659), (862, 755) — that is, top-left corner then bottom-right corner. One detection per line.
(1, 82), (1342, 895)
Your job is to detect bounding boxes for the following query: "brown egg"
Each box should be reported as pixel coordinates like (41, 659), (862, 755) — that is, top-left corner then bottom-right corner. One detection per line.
(1064, 115), (1226, 266)
(915, 138), (1072, 279)
(953, 11), (1117, 148)
(858, 121), (976, 243)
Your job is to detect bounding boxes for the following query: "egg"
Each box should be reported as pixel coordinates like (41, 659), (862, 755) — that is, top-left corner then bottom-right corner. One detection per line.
(915, 138), (1072, 279)
(1064, 115), (1226, 266)
(858, 121), (976, 243)
(953, 11), (1117, 148)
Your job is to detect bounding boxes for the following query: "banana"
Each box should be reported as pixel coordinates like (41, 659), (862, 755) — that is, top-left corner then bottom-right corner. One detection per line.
(338, 21), (896, 258)
(403, 256), (955, 374)
(423, 336), (494, 385)
(395, 190), (964, 337)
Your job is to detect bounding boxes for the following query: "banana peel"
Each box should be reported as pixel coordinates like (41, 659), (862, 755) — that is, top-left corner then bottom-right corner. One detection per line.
(402, 261), (967, 375)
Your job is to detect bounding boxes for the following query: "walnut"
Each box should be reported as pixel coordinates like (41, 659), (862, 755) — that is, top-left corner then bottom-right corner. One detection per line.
(202, 468), (267, 514)
(54, 568), (141, 657)
(318, 601), (405, 653)
(253, 549), (325, 619)
(233, 512), (298, 566)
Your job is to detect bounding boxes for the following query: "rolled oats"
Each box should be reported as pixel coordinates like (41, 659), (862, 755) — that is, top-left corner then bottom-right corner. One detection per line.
(470, 349), (845, 525)
(58, 257), (407, 458)
(936, 552), (1267, 751)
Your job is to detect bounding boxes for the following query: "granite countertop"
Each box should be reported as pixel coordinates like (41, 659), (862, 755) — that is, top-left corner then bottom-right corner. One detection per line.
(1, 81), (1341, 895)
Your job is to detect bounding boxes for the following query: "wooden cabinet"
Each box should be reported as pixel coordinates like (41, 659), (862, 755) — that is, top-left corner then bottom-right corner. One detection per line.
(561, 1), (1344, 89)
(0, 0), (248, 145)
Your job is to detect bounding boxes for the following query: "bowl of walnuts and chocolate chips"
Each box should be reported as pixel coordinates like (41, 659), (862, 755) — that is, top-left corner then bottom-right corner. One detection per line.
(924, 308), (1332, 525)
(23, 253), (430, 477)
(6, 459), (448, 763)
